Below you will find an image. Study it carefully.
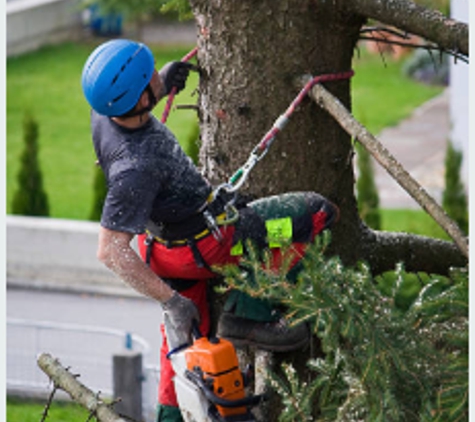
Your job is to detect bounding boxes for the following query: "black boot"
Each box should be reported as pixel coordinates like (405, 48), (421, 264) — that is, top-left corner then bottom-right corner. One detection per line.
(217, 312), (310, 352)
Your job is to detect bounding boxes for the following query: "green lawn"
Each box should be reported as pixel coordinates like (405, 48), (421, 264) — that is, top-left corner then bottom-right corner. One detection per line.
(351, 49), (443, 134)
(7, 41), (443, 228)
(6, 397), (89, 422)
(381, 208), (450, 240)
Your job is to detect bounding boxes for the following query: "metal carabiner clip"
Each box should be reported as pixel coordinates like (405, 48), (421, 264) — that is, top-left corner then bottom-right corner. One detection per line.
(203, 209), (223, 242)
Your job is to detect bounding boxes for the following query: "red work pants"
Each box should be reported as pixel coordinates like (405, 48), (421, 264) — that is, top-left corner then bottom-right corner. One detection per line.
(137, 211), (329, 407)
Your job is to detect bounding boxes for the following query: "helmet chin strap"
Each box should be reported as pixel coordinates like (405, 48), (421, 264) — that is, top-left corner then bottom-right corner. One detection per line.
(115, 84), (158, 119)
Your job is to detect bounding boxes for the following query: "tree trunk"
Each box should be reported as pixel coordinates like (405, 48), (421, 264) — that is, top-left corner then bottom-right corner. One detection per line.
(189, 0), (466, 273)
(190, 0), (369, 264)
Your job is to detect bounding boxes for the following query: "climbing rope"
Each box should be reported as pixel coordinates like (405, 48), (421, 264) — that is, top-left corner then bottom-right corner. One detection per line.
(213, 69), (355, 199)
(160, 47), (354, 203)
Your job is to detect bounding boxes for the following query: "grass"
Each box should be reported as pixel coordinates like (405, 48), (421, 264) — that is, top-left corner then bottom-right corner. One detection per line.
(381, 209), (450, 240)
(351, 48), (443, 134)
(7, 397), (89, 422)
(7, 41), (444, 231)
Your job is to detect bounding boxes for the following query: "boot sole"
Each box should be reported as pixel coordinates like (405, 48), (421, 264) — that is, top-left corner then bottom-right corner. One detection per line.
(220, 335), (309, 353)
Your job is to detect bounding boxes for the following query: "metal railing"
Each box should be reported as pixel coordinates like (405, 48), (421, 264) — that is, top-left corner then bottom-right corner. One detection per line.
(7, 318), (159, 421)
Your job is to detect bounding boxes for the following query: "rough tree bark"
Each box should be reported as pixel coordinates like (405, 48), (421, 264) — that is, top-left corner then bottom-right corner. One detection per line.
(188, 0), (467, 275)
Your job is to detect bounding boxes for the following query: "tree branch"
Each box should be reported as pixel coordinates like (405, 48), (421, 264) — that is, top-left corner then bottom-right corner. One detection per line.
(361, 227), (467, 275)
(37, 353), (127, 422)
(358, 30), (468, 63)
(340, 0), (468, 57)
(296, 75), (468, 259)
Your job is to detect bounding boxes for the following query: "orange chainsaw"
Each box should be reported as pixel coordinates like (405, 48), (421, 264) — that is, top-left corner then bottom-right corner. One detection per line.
(166, 321), (264, 422)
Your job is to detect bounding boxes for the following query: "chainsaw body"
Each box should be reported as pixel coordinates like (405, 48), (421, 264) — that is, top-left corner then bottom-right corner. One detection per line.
(167, 325), (262, 422)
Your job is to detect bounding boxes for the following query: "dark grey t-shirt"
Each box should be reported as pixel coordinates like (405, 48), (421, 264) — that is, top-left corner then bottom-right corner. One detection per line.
(91, 110), (212, 234)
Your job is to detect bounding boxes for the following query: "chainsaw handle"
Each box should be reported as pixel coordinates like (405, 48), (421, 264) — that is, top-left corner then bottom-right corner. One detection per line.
(186, 369), (265, 409)
(192, 319), (202, 339)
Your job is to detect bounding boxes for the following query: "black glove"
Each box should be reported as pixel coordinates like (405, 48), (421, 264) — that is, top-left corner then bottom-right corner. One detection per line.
(159, 61), (193, 96)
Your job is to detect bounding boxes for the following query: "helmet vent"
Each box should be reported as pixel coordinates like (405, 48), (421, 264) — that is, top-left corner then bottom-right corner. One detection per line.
(109, 90), (128, 106)
(110, 47), (143, 87)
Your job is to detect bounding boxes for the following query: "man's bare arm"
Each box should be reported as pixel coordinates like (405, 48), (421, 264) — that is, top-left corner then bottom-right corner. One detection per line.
(97, 226), (174, 303)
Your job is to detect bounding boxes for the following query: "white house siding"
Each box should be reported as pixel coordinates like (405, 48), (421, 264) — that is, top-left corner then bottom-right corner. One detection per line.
(449, 0), (469, 187)
(7, 0), (83, 57)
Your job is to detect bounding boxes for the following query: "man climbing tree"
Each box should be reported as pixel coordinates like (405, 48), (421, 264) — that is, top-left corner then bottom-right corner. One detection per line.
(77, 0), (467, 420)
(81, 38), (340, 422)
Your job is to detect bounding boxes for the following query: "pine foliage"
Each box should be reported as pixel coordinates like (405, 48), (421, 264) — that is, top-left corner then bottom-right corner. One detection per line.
(356, 144), (381, 230)
(156, 0), (193, 20)
(220, 235), (467, 421)
(442, 141), (468, 235)
(11, 113), (50, 217)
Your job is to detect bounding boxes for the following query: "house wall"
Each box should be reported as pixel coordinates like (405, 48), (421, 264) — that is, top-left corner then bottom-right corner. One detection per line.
(7, 0), (83, 57)
(449, 0), (469, 187)
(6, 215), (139, 297)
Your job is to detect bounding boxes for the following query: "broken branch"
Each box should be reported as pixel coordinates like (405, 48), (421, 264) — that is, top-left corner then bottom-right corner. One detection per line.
(297, 75), (468, 258)
(37, 353), (127, 422)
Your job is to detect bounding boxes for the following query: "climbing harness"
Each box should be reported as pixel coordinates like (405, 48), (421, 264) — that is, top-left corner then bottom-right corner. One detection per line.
(144, 197), (232, 271)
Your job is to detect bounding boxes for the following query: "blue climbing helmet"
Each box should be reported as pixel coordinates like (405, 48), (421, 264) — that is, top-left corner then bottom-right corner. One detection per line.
(81, 39), (155, 116)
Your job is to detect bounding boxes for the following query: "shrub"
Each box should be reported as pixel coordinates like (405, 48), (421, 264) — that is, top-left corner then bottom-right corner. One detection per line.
(184, 121), (200, 165)
(356, 143), (381, 230)
(442, 141), (468, 235)
(89, 164), (107, 221)
(11, 113), (49, 217)
(402, 49), (449, 86)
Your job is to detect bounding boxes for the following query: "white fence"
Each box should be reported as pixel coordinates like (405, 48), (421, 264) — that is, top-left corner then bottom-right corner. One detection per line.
(7, 318), (160, 422)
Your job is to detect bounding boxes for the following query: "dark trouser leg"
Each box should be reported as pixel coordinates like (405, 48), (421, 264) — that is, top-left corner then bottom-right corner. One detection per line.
(156, 404), (184, 422)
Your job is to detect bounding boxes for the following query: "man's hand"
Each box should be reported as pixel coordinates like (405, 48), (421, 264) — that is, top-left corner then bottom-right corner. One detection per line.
(162, 291), (200, 350)
(159, 62), (193, 96)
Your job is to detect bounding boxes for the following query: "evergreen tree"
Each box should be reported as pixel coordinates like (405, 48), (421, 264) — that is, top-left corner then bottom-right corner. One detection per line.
(356, 143), (381, 230)
(89, 164), (107, 221)
(11, 113), (49, 216)
(220, 236), (468, 421)
(442, 141), (468, 234)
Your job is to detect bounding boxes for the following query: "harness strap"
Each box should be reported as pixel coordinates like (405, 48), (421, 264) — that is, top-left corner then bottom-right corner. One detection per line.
(145, 233), (155, 266)
(187, 238), (213, 272)
(143, 234), (203, 292)
(147, 227), (211, 247)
